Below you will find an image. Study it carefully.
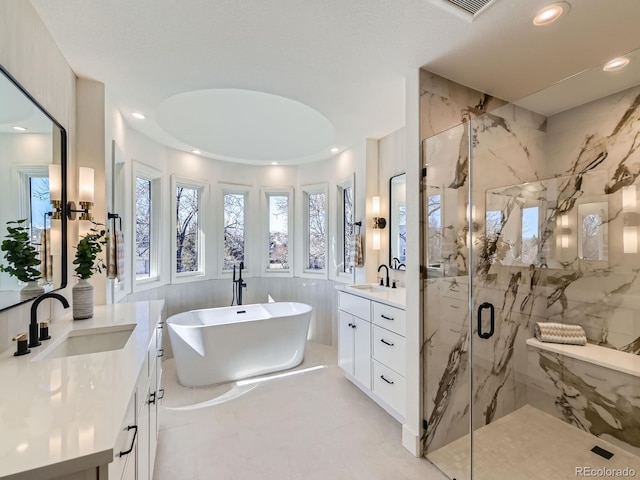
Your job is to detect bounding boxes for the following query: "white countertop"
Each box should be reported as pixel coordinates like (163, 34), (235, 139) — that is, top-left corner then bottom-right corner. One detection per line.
(337, 284), (406, 309)
(527, 338), (640, 379)
(0, 300), (165, 480)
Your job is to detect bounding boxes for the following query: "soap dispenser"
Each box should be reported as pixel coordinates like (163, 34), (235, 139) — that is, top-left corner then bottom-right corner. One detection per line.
(12, 332), (30, 356)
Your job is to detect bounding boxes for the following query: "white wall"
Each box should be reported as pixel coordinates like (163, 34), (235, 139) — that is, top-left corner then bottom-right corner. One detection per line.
(104, 95), (377, 347)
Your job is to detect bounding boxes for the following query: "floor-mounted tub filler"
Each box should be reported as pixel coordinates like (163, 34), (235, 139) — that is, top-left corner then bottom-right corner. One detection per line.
(167, 302), (313, 387)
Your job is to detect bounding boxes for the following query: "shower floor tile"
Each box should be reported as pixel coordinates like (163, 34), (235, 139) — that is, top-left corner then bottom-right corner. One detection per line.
(154, 342), (447, 480)
(428, 404), (640, 480)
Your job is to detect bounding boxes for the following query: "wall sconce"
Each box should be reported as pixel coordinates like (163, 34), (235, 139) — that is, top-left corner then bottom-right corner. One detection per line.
(48, 165), (95, 221)
(371, 196), (385, 251)
(560, 214), (570, 248)
(622, 185), (638, 253)
(372, 196), (386, 229)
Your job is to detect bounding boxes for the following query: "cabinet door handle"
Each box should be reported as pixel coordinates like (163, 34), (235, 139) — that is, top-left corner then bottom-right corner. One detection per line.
(380, 375), (394, 385)
(352, 324), (356, 329)
(380, 314), (394, 321)
(348, 323), (353, 328)
(149, 391), (156, 405)
(118, 425), (138, 457)
(158, 388), (165, 400)
(380, 338), (394, 347)
(158, 322), (164, 329)
(157, 348), (164, 358)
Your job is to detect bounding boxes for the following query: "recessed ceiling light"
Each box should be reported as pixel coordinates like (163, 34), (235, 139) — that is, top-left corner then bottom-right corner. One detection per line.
(191, 149), (202, 155)
(12, 126), (27, 131)
(271, 162), (279, 165)
(132, 112), (146, 120)
(603, 57), (630, 72)
(330, 147), (339, 153)
(533, 2), (568, 26)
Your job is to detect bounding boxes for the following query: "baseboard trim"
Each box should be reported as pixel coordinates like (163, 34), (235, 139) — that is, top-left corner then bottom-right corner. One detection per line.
(402, 425), (422, 457)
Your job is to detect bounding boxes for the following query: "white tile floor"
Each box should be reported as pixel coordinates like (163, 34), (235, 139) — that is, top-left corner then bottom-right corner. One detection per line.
(153, 342), (448, 480)
(428, 404), (640, 480)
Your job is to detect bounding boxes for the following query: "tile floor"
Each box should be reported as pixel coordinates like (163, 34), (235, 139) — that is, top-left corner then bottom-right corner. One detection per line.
(428, 404), (640, 480)
(153, 342), (448, 480)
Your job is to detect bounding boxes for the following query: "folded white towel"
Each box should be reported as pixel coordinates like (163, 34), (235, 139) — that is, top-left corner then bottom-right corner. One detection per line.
(534, 322), (587, 346)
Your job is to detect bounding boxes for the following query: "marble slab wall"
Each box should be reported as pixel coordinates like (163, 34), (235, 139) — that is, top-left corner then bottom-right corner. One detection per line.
(421, 69), (640, 458)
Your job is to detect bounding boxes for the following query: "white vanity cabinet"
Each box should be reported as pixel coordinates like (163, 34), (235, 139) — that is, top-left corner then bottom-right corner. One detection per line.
(338, 293), (372, 389)
(337, 288), (406, 420)
(0, 301), (165, 480)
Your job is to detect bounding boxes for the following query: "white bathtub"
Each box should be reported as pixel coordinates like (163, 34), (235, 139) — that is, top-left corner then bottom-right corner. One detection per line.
(166, 302), (313, 387)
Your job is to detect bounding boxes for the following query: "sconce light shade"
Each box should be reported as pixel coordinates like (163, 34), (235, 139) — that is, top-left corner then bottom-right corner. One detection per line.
(624, 226), (638, 254)
(372, 196), (381, 215)
(48, 164), (61, 202)
(78, 167), (94, 204)
(372, 229), (381, 250)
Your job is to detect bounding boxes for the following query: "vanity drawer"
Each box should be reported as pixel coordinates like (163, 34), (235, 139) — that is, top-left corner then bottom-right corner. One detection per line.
(372, 360), (405, 417)
(372, 302), (405, 336)
(372, 325), (406, 376)
(339, 292), (371, 321)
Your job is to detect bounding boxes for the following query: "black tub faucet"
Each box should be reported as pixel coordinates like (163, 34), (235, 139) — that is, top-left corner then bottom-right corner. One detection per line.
(377, 264), (390, 287)
(29, 293), (69, 348)
(233, 261), (247, 306)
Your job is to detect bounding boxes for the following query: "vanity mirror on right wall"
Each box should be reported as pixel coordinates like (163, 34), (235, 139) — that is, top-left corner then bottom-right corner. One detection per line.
(389, 173), (406, 270)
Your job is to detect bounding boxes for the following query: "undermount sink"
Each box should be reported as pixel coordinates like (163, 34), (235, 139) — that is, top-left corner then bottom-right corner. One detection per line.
(348, 284), (393, 293)
(35, 324), (136, 360)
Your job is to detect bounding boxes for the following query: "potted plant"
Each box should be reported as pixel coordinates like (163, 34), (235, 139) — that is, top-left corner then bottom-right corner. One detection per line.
(0, 219), (43, 300)
(72, 222), (107, 319)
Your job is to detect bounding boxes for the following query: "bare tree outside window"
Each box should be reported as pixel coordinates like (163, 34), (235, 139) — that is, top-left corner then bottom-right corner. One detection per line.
(268, 195), (289, 269)
(343, 186), (353, 273)
(176, 186), (199, 273)
(136, 177), (151, 277)
(307, 191), (326, 270)
(224, 193), (245, 269)
(427, 194), (442, 264)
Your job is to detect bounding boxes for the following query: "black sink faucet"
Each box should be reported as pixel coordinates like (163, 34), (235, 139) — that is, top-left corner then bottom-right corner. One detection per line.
(377, 264), (390, 287)
(29, 293), (69, 348)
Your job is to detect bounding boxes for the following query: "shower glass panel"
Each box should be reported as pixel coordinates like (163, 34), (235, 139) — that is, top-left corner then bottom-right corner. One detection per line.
(422, 121), (472, 480)
(424, 49), (640, 479)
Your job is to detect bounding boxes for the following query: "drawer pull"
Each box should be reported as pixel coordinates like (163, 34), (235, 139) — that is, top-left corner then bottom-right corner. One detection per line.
(158, 322), (164, 329)
(149, 391), (156, 405)
(158, 388), (165, 400)
(380, 375), (394, 385)
(157, 348), (164, 358)
(380, 314), (394, 321)
(118, 425), (138, 457)
(380, 338), (394, 347)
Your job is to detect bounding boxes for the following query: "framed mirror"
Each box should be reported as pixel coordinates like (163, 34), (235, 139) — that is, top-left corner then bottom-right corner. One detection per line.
(389, 173), (406, 269)
(0, 65), (68, 311)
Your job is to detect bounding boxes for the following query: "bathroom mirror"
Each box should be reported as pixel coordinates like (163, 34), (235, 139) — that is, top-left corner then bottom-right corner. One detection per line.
(0, 65), (68, 312)
(389, 173), (406, 269)
(484, 169), (612, 270)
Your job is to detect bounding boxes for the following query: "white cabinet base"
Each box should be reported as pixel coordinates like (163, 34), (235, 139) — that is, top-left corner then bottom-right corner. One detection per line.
(343, 372), (405, 424)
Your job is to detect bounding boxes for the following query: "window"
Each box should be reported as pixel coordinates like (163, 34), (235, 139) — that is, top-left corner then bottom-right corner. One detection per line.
(427, 194), (442, 265)
(223, 187), (249, 270)
(337, 177), (354, 275)
(133, 163), (162, 284)
(135, 177), (152, 278)
(263, 188), (293, 271)
(173, 176), (207, 280)
(521, 206), (540, 264)
(303, 184), (327, 273)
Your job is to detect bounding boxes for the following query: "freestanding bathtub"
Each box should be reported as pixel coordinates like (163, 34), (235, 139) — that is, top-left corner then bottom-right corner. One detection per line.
(166, 302), (312, 387)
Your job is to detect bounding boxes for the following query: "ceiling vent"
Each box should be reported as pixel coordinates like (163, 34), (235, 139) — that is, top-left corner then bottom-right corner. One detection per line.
(429, 0), (496, 20)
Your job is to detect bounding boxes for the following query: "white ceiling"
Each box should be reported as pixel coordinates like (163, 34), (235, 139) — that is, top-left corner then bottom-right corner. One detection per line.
(29, 0), (640, 164)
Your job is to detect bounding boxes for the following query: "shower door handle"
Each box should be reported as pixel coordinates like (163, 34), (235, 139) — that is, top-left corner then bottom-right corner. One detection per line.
(477, 302), (495, 339)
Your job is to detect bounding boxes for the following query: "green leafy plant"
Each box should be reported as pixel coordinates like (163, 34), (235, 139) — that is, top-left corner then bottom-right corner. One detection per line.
(0, 219), (41, 283)
(74, 222), (107, 280)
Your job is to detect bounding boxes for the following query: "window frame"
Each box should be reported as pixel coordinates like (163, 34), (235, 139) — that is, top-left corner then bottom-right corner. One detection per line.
(171, 175), (208, 283)
(220, 183), (251, 276)
(132, 161), (163, 289)
(261, 187), (294, 276)
(336, 175), (355, 280)
(302, 183), (328, 278)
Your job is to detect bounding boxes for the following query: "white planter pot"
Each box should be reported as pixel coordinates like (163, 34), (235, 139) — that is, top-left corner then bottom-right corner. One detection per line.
(72, 278), (94, 320)
(20, 281), (45, 301)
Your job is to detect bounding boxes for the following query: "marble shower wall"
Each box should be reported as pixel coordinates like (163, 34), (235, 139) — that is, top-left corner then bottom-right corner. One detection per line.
(422, 70), (640, 458)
